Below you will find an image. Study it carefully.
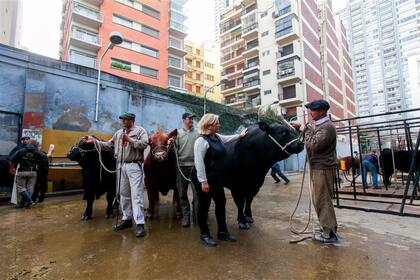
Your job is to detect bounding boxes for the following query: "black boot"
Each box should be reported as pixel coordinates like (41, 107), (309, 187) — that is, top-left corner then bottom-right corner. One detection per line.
(114, 219), (132, 231)
(217, 231), (237, 242)
(200, 234), (217, 246)
(135, 224), (146, 238)
(21, 191), (33, 208)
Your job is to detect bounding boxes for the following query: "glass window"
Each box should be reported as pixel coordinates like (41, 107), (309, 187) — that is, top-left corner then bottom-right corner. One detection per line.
(264, 90), (272, 95)
(116, 0), (133, 7)
(263, 69), (271, 76)
(142, 4), (160, 19)
(275, 0), (291, 16)
(113, 14), (132, 28)
(275, 15), (293, 38)
(141, 45), (159, 57)
(281, 44), (294, 56)
(262, 31), (269, 37)
(141, 24), (159, 38)
(140, 65), (158, 78)
(169, 75), (182, 88)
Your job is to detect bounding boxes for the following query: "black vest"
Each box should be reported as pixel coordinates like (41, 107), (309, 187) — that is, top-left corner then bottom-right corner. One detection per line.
(202, 134), (226, 181)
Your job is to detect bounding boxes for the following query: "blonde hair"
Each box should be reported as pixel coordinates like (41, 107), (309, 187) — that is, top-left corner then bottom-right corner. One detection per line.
(198, 113), (219, 135)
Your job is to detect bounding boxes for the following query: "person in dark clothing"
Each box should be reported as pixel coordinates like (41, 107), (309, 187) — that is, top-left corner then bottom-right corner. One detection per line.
(9, 136), (30, 157)
(10, 140), (43, 208)
(270, 161), (290, 184)
(362, 151), (379, 189)
(32, 148), (49, 203)
(191, 113), (248, 246)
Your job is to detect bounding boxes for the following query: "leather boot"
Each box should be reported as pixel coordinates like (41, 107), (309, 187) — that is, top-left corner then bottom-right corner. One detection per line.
(135, 224), (146, 238)
(217, 231), (237, 242)
(114, 219), (132, 231)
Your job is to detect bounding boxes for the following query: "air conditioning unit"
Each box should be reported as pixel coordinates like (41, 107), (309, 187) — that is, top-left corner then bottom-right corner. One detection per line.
(280, 70), (286, 75)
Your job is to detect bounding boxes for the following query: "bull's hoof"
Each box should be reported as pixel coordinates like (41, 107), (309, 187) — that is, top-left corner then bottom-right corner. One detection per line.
(81, 215), (92, 221)
(238, 222), (251, 230)
(244, 216), (254, 224)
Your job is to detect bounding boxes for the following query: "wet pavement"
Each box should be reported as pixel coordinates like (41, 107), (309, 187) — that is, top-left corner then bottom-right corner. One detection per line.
(1, 172), (420, 280)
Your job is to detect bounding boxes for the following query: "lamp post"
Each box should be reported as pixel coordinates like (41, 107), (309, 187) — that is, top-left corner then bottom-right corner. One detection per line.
(203, 77), (228, 115)
(94, 31), (123, 122)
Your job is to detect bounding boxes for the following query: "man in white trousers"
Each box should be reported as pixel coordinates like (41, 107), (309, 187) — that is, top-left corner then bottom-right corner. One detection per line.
(90, 112), (149, 237)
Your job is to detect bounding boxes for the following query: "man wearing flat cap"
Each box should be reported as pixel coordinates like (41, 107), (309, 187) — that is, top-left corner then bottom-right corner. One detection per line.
(89, 112), (149, 237)
(174, 112), (199, 227)
(290, 99), (338, 243)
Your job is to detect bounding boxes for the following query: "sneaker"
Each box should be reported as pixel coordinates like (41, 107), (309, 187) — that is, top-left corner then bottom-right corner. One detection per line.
(200, 234), (217, 246)
(313, 233), (338, 243)
(114, 219), (133, 231)
(135, 224), (146, 238)
(217, 231), (237, 242)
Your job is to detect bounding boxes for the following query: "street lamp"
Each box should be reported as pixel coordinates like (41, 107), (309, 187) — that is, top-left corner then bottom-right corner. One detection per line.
(94, 31), (123, 122)
(203, 77), (228, 115)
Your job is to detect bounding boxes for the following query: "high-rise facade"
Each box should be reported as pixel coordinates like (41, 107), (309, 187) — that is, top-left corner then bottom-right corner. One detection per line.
(219, 0), (356, 121)
(185, 41), (222, 103)
(214, 0), (241, 43)
(340, 0), (420, 122)
(60, 0), (188, 91)
(0, 0), (23, 48)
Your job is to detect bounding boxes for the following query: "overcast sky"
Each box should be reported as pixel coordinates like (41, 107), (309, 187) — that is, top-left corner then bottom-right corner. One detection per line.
(22, 0), (348, 59)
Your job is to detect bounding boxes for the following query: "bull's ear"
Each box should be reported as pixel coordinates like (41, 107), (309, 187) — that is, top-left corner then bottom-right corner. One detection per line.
(168, 129), (178, 139)
(258, 122), (271, 133)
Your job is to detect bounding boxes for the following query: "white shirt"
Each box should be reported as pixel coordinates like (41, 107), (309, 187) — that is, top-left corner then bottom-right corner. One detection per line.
(194, 134), (240, 183)
(314, 116), (330, 127)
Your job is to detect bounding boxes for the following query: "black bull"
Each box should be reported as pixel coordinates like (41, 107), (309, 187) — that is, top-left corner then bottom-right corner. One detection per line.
(67, 139), (116, 220)
(380, 148), (420, 186)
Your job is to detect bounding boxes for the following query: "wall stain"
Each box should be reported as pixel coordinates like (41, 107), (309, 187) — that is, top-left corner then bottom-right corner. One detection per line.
(53, 104), (91, 132)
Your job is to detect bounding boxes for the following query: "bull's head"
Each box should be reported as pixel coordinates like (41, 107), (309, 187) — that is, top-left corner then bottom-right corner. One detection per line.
(149, 129), (177, 162)
(258, 122), (304, 156)
(67, 137), (97, 162)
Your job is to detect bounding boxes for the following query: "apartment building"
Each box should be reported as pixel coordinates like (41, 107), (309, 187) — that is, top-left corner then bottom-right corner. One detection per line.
(340, 0), (420, 122)
(59, 0), (188, 91)
(0, 0), (23, 48)
(219, 0), (355, 121)
(185, 41), (222, 103)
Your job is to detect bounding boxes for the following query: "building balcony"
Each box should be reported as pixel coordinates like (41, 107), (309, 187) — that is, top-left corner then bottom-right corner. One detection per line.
(221, 49), (244, 66)
(223, 66), (243, 79)
(242, 42), (259, 58)
(220, 37), (243, 50)
(170, 1), (185, 14)
(70, 29), (101, 51)
(169, 20), (188, 39)
(221, 83), (243, 95)
(72, 2), (102, 28)
(242, 79), (260, 92)
(241, 2), (257, 17)
(278, 84), (304, 106)
(84, 0), (103, 6)
(243, 60), (259, 71)
(168, 58), (187, 75)
(241, 23), (258, 40)
(168, 38), (187, 57)
(277, 58), (302, 85)
(220, 5), (242, 23)
(220, 20), (242, 36)
(275, 17), (299, 45)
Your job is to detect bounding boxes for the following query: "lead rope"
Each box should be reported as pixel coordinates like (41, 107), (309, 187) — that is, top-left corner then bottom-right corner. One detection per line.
(173, 143), (192, 182)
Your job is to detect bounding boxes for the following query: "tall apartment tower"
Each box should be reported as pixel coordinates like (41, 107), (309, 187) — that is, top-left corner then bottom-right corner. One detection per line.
(340, 0), (420, 122)
(185, 41), (223, 103)
(219, 0), (355, 121)
(59, 0), (188, 92)
(318, 0), (356, 120)
(0, 0), (23, 48)
(214, 0), (240, 43)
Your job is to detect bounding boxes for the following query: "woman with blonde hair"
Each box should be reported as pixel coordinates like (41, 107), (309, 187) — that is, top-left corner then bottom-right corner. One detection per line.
(191, 113), (248, 246)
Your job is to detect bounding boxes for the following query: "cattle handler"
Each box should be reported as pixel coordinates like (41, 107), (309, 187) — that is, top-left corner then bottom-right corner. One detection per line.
(290, 100), (338, 243)
(89, 112), (149, 238)
(174, 112), (199, 227)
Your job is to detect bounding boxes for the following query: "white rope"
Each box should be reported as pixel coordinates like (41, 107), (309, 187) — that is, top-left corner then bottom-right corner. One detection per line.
(268, 134), (300, 155)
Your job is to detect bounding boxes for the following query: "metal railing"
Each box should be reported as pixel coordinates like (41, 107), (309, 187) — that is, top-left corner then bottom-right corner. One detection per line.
(169, 38), (184, 50)
(244, 60), (259, 70)
(168, 57), (185, 69)
(243, 79), (260, 88)
(72, 28), (101, 45)
(242, 23), (258, 35)
(170, 20), (187, 32)
(73, 2), (102, 21)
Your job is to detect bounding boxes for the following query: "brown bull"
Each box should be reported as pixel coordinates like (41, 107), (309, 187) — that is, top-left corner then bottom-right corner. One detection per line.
(143, 129), (181, 220)
(338, 156), (360, 174)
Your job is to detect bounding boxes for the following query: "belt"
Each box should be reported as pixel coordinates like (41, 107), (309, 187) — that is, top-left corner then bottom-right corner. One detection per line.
(123, 160), (142, 164)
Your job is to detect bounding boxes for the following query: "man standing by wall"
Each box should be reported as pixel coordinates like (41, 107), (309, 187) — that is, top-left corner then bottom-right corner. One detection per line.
(9, 136), (30, 157)
(90, 112), (149, 238)
(175, 112), (199, 227)
(291, 100), (338, 243)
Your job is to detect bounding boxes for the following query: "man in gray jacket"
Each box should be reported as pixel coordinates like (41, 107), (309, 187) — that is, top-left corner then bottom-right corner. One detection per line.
(291, 100), (338, 243)
(175, 112), (199, 227)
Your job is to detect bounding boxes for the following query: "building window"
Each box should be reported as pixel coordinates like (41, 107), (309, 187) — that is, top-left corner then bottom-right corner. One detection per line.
(260, 11), (268, 18)
(205, 62), (214, 68)
(205, 74), (215, 81)
(264, 90), (272, 95)
(186, 83), (192, 91)
(169, 75), (182, 88)
(186, 45), (192, 52)
(69, 50), (96, 68)
(142, 4), (160, 19)
(120, 40), (159, 58)
(275, 0), (291, 16)
(140, 45), (159, 58)
(116, 0), (134, 8)
(263, 69), (271, 76)
(141, 24), (159, 38)
(262, 31), (269, 37)
(187, 71), (193, 78)
(196, 85), (202, 93)
(113, 14), (132, 28)
(262, 50), (270, 56)
(281, 44), (293, 56)
(196, 73), (201, 80)
(110, 58), (132, 71)
(196, 61), (201, 68)
(196, 49), (201, 55)
(140, 65), (158, 78)
(186, 58), (192, 65)
(275, 15), (294, 38)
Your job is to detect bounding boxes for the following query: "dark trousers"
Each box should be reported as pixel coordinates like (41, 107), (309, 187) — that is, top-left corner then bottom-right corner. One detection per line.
(271, 167), (289, 183)
(192, 179), (228, 235)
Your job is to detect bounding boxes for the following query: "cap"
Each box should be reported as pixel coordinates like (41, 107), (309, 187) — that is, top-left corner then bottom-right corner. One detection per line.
(304, 100), (330, 111)
(20, 136), (30, 140)
(119, 112), (136, 120)
(182, 112), (196, 119)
